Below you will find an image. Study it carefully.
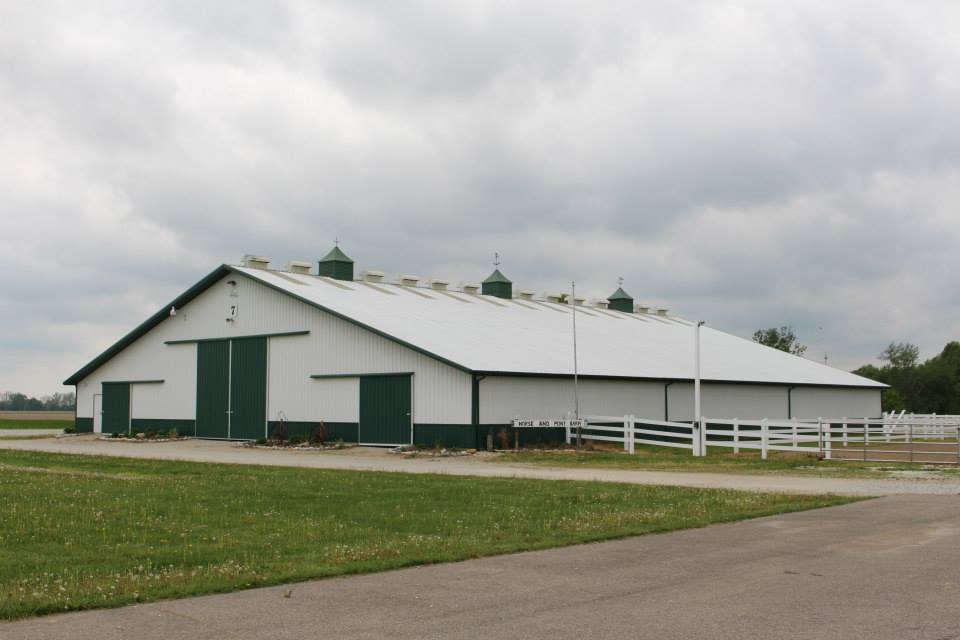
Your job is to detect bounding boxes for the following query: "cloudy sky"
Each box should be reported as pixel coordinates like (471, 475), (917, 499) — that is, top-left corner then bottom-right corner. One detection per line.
(2, 1), (959, 396)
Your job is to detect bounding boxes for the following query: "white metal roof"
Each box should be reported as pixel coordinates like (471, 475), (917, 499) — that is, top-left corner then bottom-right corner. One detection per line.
(235, 266), (884, 388)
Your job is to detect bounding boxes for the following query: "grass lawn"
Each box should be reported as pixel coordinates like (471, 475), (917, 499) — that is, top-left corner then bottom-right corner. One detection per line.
(0, 419), (71, 430)
(0, 450), (854, 619)
(495, 445), (960, 477)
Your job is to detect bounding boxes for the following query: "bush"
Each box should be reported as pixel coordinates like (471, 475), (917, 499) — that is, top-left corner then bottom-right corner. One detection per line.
(255, 437), (267, 445)
(145, 431), (158, 440)
(63, 425), (76, 434)
(166, 428), (179, 439)
(310, 421), (327, 446)
(271, 421), (288, 443)
(289, 435), (306, 445)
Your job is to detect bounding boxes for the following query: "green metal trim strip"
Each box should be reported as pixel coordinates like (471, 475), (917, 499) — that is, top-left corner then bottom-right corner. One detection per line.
(165, 330), (309, 345)
(101, 379), (164, 385)
(311, 372), (415, 380)
(470, 370), (888, 390)
(64, 265), (233, 385)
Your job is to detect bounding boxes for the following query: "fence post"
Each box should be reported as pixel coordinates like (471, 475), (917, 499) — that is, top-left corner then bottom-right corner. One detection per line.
(823, 420), (832, 460)
(565, 420), (572, 445)
(628, 415), (636, 454)
(864, 417), (870, 446)
(691, 418), (699, 457)
(733, 418), (740, 454)
(792, 421), (798, 449)
(842, 418), (848, 447)
(760, 418), (769, 460)
(622, 416), (630, 453)
(700, 417), (707, 457)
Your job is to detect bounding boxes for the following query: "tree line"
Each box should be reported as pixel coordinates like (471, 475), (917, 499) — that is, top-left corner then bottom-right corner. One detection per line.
(0, 391), (75, 411)
(754, 327), (959, 414)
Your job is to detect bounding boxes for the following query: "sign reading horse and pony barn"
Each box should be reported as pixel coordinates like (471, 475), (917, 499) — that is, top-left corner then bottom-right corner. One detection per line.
(512, 419), (586, 429)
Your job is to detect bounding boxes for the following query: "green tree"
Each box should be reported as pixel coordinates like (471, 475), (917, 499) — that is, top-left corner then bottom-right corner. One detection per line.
(879, 342), (920, 369)
(752, 326), (807, 356)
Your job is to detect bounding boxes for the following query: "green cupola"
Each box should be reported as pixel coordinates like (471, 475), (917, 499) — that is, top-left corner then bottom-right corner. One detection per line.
(607, 282), (634, 312)
(318, 243), (354, 281)
(482, 254), (513, 299)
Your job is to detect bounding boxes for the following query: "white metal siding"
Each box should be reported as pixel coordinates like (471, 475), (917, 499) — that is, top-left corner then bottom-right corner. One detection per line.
(666, 383), (790, 421)
(76, 272), (472, 425)
(790, 387), (882, 419)
(479, 377), (665, 423)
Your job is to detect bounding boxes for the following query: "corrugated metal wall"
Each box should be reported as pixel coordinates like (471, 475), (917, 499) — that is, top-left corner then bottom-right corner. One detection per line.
(665, 383), (790, 421)
(76, 272), (472, 426)
(479, 377), (665, 423)
(790, 386), (881, 419)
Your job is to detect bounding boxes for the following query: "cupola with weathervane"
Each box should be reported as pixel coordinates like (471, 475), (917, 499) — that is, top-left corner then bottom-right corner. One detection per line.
(607, 278), (634, 312)
(482, 253), (513, 299)
(317, 240), (354, 281)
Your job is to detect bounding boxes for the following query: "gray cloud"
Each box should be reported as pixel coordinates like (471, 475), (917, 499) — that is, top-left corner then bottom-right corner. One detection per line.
(2, 1), (959, 395)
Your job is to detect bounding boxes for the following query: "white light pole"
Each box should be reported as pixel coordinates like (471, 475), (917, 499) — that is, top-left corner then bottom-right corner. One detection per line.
(694, 320), (705, 456)
(571, 281), (581, 449)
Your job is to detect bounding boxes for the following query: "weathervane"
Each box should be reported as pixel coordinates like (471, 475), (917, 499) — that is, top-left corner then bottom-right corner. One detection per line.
(618, 276), (624, 287)
(494, 252), (501, 268)
(334, 236), (340, 247)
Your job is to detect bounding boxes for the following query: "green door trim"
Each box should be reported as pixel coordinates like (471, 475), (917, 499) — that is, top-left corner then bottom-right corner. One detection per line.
(166, 330), (308, 345)
(310, 372), (414, 380)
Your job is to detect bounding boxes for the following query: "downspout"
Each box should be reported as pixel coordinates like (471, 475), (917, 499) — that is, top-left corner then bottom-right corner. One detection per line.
(787, 386), (796, 420)
(664, 382), (675, 421)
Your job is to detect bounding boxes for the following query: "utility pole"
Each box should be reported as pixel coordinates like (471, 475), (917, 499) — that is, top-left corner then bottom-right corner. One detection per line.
(694, 320), (706, 456)
(572, 281), (581, 450)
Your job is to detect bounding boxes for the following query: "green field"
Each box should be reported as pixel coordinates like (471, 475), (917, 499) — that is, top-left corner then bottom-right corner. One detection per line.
(0, 450), (854, 619)
(0, 419), (70, 430)
(496, 445), (960, 477)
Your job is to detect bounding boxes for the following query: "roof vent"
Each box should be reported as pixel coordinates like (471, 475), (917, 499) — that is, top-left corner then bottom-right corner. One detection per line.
(518, 289), (535, 300)
(591, 299), (609, 309)
(285, 260), (312, 275)
(607, 283), (635, 313)
(545, 293), (563, 304)
(573, 296), (586, 306)
(318, 244), (354, 281)
(362, 270), (385, 283)
(460, 282), (480, 295)
(656, 308), (669, 317)
(396, 274), (421, 287)
(429, 278), (449, 291)
(635, 304), (651, 314)
(242, 255), (270, 270)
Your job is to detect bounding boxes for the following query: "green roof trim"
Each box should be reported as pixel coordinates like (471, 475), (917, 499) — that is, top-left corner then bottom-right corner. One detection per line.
(482, 268), (512, 284)
(320, 246), (353, 263)
(608, 287), (633, 301)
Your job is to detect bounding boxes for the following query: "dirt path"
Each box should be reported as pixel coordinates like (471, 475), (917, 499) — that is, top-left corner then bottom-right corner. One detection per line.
(2, 435), (960, 496)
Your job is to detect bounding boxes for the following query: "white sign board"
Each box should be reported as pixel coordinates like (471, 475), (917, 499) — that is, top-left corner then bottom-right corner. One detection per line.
(512, 419), (586, 429)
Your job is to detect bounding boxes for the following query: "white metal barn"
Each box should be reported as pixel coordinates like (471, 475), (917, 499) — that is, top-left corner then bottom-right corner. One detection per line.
(66, 245), (884, 447)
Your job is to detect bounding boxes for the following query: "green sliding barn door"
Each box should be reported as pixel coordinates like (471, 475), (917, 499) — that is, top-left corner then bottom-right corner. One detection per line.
(195, 338), (267, 440)
(196, 340), (230, 438)
(229, 337), (267, 440)
(101, 383), (130, 435)
(359, 374), (412, 445)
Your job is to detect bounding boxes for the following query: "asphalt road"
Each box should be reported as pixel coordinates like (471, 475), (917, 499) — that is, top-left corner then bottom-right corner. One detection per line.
(3, 435), (960, 495)
(4, 495), (959, 640)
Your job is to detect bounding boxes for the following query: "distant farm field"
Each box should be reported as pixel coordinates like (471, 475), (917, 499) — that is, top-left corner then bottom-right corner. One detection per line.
(0, 420), (71, 430)
(0, 450), (854, 619)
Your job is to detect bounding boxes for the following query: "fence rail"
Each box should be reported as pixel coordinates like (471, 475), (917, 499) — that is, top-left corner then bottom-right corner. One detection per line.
(567, 413), (960, 464)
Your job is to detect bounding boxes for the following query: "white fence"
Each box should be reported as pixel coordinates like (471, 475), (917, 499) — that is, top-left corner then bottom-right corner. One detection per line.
(570, 412), (960, 463)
